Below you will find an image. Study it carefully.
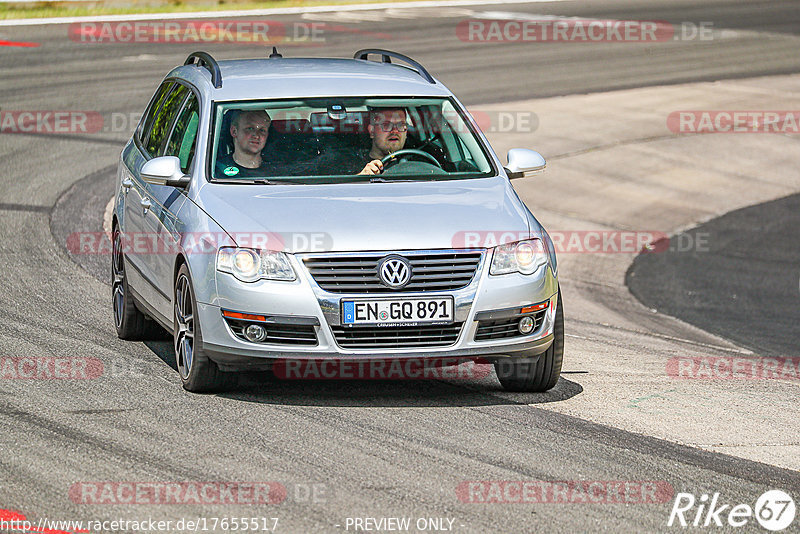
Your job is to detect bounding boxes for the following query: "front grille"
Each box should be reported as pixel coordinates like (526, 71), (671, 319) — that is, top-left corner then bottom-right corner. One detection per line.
(225, 319), (318, 346)
(331, 322), (464, 348)
(303, 252), (482, 294)
(474, 309), (547, 341)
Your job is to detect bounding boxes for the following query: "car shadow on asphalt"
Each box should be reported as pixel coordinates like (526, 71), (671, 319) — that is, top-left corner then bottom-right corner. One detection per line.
(144, 340), (178, 371)
(144, 341), (583, 407)
(225, 372), (583, 408)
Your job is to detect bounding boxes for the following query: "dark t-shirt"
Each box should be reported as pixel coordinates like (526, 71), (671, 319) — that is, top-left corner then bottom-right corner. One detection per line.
(214, 153), (275, 178)
(216, 151), (334, 178)
(215, 148), (375, 178)
(339, 147), (373, 174)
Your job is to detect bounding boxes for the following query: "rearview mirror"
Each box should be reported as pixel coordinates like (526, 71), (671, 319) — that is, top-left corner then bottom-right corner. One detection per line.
(504, 148), (546, 179)
(141, 156), (190, 188)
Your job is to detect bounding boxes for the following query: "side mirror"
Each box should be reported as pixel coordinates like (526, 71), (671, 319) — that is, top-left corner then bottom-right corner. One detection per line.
(141, 156), (190, 188)
(504, 148), (546, 179)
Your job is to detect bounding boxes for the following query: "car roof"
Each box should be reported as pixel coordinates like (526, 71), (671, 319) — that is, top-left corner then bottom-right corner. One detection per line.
(168, 57), (453, 101)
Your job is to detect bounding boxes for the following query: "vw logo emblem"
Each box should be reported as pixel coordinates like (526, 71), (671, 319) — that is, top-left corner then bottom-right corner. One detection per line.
(379, 256), (411, 289)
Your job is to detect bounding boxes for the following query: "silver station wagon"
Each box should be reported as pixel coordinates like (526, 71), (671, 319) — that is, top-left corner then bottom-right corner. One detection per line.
(112, 48), (563, 392)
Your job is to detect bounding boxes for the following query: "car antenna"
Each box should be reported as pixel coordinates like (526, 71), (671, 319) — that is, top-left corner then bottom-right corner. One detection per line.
(269, 47), (282, 59)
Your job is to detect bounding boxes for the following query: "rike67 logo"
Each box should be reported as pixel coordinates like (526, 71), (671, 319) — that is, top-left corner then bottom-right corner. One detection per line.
(668, 490), (796, 531)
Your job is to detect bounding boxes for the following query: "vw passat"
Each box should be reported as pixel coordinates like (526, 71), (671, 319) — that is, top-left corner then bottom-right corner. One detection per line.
(112, 49), (563, 392)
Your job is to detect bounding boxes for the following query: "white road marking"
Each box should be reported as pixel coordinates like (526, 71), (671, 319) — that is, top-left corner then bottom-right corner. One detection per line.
(120, 54), (159, 62)
(302, 6), (476, 21)
(103, 196), (114, 236)
(0, 0), (568, 26)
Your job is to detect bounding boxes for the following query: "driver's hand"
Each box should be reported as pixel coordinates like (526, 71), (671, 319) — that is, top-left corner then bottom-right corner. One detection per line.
(358, 159), (383, 175)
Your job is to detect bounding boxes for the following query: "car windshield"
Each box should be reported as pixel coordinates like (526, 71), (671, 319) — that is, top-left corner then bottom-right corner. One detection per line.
(209, 97), (495, 183)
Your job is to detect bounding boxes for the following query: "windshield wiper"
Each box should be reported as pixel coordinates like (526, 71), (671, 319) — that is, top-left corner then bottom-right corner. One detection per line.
(211, 178), (296, 185)
(369, 176), (413, 183)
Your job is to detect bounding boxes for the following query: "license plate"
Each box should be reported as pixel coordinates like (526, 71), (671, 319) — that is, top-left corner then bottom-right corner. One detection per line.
(341, 297), (454, 326)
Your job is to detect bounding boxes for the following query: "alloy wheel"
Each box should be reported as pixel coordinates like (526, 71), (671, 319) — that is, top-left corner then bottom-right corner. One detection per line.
(112, 232), (125, 329)
(174, 274), (194, 379)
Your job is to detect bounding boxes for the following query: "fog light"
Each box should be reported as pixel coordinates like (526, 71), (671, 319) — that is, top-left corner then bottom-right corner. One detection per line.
(244, 324), (267, 343)
(518, 316), (535, 334)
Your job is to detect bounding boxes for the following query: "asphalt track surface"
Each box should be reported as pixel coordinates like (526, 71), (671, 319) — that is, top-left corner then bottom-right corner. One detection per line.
(1, 0), (799, 532)
(628, 193), (800, 360)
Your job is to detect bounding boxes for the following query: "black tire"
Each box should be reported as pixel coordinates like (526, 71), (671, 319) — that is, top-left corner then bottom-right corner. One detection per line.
(495, 291), (564, 392)
(174, 264), (236, 392)
(112, 228), (164, 340)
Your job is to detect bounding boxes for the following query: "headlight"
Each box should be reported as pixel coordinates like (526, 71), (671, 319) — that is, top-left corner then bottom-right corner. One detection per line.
(216, 247), (296, 282)
(490, 239), (548, 275)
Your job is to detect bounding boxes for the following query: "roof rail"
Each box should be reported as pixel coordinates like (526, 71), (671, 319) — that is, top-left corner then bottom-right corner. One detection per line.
(353, 49), (435, 84)
(184, 51), (222, 88)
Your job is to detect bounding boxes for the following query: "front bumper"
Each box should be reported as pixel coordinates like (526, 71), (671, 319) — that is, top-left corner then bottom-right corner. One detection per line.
(198, 250), (559, 371)
(204, 333), (554, 371)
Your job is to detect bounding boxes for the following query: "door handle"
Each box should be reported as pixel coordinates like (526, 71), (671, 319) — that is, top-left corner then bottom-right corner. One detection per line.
(121, 178), (133, 192)
(140, 197), (152, 215)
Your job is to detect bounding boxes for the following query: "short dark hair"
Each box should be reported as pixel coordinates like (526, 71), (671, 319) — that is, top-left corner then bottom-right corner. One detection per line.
(368, 107), (406, 124)
(231, 109), (271, 129)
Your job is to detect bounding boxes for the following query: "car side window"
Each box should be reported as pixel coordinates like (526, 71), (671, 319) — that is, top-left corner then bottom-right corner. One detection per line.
(138, 82), (174, 148)
(165, 93), (200, 173)
(145, 84), (189, 157)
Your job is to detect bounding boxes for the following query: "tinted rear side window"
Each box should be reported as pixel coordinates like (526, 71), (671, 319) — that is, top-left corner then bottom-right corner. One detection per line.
(145, 84), (189, 157)
(139, 82), (174, 147)
(165, 93), (200, 173)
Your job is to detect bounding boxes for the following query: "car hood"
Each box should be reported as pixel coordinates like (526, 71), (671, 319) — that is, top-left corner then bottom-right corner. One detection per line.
(194, 177), (531, 253)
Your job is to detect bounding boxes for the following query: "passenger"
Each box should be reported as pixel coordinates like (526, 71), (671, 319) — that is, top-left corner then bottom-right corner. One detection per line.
(216, 110), (272, 178)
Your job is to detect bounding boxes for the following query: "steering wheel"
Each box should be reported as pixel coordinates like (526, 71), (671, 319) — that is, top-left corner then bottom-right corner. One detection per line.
(380, 149), (441, 170)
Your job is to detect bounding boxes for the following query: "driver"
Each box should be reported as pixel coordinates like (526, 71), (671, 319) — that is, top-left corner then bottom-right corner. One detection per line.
(357, 108), (408, 175)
